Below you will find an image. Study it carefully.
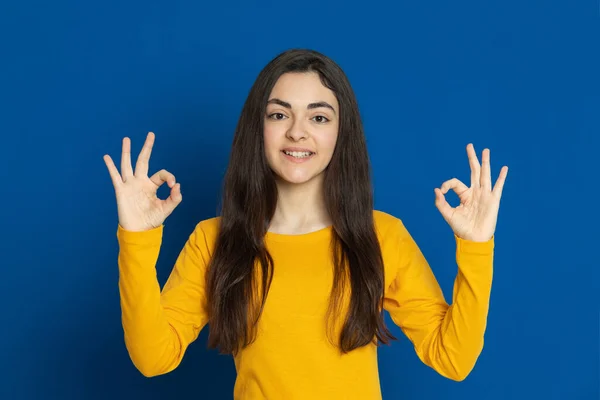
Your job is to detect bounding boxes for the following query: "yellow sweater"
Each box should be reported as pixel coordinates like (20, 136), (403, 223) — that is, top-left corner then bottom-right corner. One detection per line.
(116, 210), (494, 399)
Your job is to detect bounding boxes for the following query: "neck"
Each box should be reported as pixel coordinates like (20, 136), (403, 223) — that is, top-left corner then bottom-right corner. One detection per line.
(268, 175), (332, 235)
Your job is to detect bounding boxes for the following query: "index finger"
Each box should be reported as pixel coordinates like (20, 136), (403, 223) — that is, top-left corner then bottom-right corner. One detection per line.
(134, 132), (155, 177)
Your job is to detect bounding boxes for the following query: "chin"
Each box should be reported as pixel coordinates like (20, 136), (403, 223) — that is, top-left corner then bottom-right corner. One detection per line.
(267, 152), (329, 186)
(275, 170), (324, 186)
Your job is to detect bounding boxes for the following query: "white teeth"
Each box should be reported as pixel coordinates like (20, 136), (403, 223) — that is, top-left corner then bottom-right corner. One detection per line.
(284, 150), (312, 158)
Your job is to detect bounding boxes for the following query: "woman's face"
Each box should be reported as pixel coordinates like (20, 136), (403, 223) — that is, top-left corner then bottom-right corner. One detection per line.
(264, 72), (339, 185)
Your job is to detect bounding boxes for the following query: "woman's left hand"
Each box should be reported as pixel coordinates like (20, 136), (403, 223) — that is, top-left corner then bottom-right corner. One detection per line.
(434, 143), (508, 242)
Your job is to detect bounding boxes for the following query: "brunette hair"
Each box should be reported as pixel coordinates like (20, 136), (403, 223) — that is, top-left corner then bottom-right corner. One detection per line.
(205, 48), (397, 355)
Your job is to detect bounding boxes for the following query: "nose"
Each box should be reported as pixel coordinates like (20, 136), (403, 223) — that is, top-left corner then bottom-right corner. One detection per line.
(286, 117), (308, 141)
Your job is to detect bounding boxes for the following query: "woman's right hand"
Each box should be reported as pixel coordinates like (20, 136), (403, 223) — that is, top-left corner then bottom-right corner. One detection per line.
(103, 132), (182, 232)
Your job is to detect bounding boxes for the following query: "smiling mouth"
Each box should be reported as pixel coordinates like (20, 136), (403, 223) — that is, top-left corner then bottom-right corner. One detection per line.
(281, 150), (315, 159)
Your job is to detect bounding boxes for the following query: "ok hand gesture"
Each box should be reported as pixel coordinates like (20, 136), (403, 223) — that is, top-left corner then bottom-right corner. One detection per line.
(103, 132), (182, 232)
(434, 144), (508, 242)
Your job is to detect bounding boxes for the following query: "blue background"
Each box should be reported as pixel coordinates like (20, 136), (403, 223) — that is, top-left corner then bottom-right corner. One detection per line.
(1, 0), (598, 399)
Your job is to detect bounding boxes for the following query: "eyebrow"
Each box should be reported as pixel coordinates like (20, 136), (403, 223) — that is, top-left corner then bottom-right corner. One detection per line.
(267, 98), (337, 115)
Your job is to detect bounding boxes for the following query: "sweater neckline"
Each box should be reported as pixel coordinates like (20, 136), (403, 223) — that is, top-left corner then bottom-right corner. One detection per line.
(265, 224), (333, 243)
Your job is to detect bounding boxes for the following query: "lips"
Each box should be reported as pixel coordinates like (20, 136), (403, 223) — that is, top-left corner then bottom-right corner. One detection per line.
(281, 149), (315, 163)
(281, 147), (315, 153)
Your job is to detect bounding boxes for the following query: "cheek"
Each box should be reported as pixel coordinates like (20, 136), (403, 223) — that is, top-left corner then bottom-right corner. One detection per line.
(263, 124), (283, 149)
(321, 127), (339, 154)
(263, 127), (276, 153)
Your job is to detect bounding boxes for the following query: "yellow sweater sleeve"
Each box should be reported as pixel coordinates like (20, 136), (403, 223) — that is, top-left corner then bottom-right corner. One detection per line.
(383, 219), (494, 381)
(116, 222), (210, 377)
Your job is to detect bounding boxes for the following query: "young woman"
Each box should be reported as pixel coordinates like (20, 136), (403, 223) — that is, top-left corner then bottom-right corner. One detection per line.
(103, 49), (508, 399)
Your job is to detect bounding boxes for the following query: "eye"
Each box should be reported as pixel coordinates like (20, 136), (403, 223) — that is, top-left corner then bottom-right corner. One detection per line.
(267, 113), (287, 120)
(312, 115), (330, 123)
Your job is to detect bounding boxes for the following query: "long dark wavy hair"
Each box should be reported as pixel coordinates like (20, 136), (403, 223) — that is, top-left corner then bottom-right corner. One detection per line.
(205, 48), (397, 355)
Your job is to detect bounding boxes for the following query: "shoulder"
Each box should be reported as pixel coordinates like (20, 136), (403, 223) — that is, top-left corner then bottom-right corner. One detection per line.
(186, 216), (221, 258)
(372, 209), (417, 260)
(372, 209), (409, 239)
(195, 216), (221, 238)
(372, 210), (424, 287)
(372, 209), (400, 227)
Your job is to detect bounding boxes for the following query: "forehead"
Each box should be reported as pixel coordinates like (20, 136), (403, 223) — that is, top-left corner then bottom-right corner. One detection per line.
(268, 72), (338, 108)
